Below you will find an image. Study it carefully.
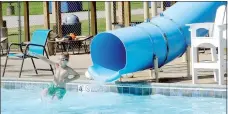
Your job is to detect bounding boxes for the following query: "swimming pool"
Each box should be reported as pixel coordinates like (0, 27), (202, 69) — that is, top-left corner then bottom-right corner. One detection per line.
(1, 81), (227, 114)
(2, 88), (226, 114)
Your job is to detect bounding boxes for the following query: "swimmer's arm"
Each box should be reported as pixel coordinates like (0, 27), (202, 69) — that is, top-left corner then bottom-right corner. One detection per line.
(64, 68), (80, 83)
(28, 51), (56, 66)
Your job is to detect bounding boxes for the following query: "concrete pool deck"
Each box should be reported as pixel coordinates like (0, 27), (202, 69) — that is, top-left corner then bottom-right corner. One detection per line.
(1, 51), (227, 87)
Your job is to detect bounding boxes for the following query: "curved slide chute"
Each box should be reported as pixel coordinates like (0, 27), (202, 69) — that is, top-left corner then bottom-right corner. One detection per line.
(88, 2), (227, 82)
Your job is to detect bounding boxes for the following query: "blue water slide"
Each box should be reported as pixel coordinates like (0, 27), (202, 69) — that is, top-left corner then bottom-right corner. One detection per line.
(88, 2), (227, 82)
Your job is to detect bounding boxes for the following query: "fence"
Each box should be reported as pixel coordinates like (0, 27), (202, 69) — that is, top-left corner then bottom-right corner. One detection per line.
(2, 2), (23, 46)
(1, 1), (91, 49)
(1, 1), (176, 51)
(110, 1), (177, 29)
(53, 1), (91, 37)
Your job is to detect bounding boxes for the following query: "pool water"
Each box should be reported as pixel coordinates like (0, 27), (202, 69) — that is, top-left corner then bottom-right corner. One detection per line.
(1, 88), (226, 114)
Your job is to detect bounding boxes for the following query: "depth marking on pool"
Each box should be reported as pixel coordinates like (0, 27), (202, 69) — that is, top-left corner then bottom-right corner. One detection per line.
(78, 84), (110, 92)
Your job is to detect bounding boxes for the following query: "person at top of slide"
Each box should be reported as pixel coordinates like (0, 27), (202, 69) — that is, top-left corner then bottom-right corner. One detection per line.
(29, 52), (80, 100)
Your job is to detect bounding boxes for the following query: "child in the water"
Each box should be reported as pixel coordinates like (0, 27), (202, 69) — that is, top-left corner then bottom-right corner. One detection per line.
(29, 52), (80, 100)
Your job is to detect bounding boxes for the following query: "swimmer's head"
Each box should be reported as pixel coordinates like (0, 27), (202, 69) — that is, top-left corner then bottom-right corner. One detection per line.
(59, 53), (69, 67)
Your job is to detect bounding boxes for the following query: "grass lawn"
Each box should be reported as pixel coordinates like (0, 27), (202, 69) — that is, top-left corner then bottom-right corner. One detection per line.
(7, 14), (145, 45)
(2, 1), (143, 16)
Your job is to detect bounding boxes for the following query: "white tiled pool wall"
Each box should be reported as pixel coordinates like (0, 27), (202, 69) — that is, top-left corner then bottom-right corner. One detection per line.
(1, 81), (227, 99)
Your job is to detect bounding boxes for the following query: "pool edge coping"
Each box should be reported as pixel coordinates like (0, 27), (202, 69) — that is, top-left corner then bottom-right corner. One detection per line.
(1, 78), (227, 90)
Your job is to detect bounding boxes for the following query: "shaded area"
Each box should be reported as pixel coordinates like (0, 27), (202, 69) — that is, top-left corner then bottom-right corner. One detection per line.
(91, 33), (126, 71)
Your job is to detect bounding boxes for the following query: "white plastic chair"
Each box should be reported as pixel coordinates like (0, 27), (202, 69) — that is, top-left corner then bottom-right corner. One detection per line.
(186, 5), (227, 85)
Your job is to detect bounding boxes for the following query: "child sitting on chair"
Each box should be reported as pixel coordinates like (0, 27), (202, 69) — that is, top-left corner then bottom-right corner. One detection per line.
(29, 52), (80, 100)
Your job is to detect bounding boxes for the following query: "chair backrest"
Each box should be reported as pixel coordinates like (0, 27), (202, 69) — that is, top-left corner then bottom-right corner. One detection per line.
(212, 5), (226, 37)
(29, 30), (51, 55)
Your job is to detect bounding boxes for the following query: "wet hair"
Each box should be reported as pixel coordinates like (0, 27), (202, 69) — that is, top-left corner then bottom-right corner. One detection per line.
(61, 52), (69, 60)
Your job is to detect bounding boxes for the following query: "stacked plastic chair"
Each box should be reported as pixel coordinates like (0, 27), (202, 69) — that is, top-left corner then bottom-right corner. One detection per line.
(186, 5), (227, 85)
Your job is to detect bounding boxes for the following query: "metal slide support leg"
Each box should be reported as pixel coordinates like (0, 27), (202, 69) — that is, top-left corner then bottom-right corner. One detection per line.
(119, 77), (122, 82)
(154, 56), (159, 82)
(149, 69), (153, 78)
